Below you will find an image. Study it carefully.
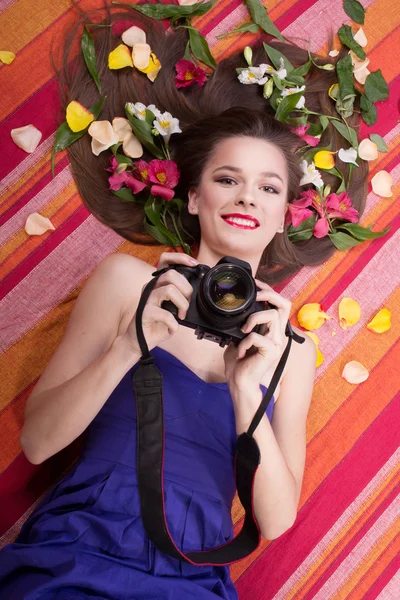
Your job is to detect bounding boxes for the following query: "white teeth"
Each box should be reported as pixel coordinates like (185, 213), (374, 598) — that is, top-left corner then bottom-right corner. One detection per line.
(223, 217), (257, 227)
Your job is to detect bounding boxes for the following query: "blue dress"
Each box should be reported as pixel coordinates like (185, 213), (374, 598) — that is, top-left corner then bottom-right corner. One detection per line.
(0, 347), (274, 599)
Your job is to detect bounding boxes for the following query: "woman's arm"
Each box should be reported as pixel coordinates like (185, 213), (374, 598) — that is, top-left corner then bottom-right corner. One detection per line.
(231, 333), (316, 540)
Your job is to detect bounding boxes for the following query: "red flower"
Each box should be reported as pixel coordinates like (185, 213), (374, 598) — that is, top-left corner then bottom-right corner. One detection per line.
(148, 159), (180, 201)
(106, 156), (147, 194)
(175, 59), (207, 89)
(290, 124), (321, 147)
(326, 192), (359, 223)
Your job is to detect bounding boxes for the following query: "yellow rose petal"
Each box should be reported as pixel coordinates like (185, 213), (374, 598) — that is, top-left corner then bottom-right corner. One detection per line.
(122, 132), (143, 158)
(338, 297), (361, 330)
(314, 150), (335, 170)
(11, 124), (42, 153)
(132, 43), (151, 70)
(25, 212), (55, 236)
(371, 170), (393, 197)
(0, 50), (16, 64)
(331, 331), (337, 336)
(342, 360), (369, 384)
(328, 83), (339, 100)
(297, 303), (332, 330)
(366, 308), (392, 333)
(305, 332), (324, 366)
(66, 100), (94, 132)
(108, 44), (133, 70)
(136, 52), (161, 81)
(121, 25), (146, 47)
(358, 139), (378, 161)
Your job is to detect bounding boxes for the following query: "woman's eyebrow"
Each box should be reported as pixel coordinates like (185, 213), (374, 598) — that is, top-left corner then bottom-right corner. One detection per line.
(212, 165), (284, 184)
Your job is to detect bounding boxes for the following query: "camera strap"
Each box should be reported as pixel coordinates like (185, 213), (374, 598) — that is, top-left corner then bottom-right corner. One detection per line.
(132, 267), (305, 566)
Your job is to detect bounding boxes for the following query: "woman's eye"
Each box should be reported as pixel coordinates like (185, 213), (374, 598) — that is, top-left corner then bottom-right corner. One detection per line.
(217, 177), (236, 185)
(262, 185), (279, 194)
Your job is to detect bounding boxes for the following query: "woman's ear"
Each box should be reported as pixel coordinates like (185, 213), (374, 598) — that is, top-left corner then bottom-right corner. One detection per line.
(278, 204), (289, 233)
(188, 187), (199, 215)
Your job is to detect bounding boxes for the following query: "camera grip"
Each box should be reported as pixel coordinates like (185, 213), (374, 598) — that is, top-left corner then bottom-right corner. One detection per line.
(161, 299), (179, 318)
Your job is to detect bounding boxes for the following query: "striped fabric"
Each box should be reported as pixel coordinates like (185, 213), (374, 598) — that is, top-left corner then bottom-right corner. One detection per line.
(1, 0), (399, 598)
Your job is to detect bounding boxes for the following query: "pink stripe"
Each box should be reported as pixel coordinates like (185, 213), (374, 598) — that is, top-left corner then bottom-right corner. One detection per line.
(0, 133), (54, 191)
(235, 390), (400, 598)
(364, 550), (400, 600)
(0, 214), (123, 351)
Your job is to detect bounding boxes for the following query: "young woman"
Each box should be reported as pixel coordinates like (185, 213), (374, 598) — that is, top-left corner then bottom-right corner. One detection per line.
(0, 5), (368, 599)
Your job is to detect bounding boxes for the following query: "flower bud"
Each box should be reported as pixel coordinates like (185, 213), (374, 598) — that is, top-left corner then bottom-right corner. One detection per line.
(320, 63), (335, 71)
(263, 78), (274, 99)
(244, 46), (253, 66)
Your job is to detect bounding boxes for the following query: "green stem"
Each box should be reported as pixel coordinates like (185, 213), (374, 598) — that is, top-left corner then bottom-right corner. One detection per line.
(170, 209), (189, 252)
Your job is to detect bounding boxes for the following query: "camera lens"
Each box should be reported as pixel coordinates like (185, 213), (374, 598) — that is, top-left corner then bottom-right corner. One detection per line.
(199, 263), (255, 319)
(210, 272), (247, 310)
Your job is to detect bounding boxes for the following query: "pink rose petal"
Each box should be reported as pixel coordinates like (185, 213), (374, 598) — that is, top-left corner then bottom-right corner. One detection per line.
(342, 360), (369, 384)
(25, 212), (55, 235)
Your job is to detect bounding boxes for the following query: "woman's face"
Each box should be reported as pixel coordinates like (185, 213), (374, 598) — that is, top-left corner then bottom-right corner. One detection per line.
(188, 136), (289, 268)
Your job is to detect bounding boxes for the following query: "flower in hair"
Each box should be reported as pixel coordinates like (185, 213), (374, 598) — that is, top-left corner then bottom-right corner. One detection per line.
(126, 102), (161, 120)
(290, 124), (320, 147)
(152, 111), (182, 142)
(280, 85), (306, 109)
(300, 160), (324, 188)
(106, 157), (147, 193)
(238, 65), (273, 85)
(148, 159), (180, 201)
(175, 59), (207, 88)
(314, 150), (336, 170)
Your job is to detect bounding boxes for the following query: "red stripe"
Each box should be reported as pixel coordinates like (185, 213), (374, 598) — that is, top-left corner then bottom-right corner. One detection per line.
(201, 0), (243, 36)
(235, 390), (400, 598)
(360, 75), (400, 139)
(0, 204), (89, 301)
(363, 544), (400, 600)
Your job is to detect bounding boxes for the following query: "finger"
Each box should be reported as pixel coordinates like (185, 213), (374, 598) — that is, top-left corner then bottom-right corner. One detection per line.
(156, 251), (198, 270)
(150, 284), (190, 320)
(237, 332), (281, 360)
(242, 310), (284, 346)
(255, 283), (291, 318)
(155, 269), (194, 300)
(144, 305), (179, 336)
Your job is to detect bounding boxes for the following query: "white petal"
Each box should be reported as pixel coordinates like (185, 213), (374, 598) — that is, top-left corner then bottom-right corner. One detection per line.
(146, 104), (161, 118)
(371, 170), (393, 197)
(295, 95), (305, 109)
(121, 25), (146, 47)
(342, 360), (369, 384)
(338, 147), (358, 166)
(122, 132), (143, 158)
(349, 50), (370, 70)
(353, 27), (367, 47)
(358, 139), (378, 161)
(25, 212), (55, 236)
(328, 49), (339, 57)
(11, 125), (42, 153)
(354, 65), (370, 85)
(88, 120), (117, 144)
(112, 117), (132, 142)
(132, 43), (151, 70)
(177, 0), (199, 4)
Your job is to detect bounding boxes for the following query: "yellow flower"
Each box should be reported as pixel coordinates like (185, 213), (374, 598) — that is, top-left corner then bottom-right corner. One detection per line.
(108, 44), (133, 70)
(338, 297), (361, 330)
(366, 308), (392, 333)
(0, 50), (16, 65)
(136, 52), (162, 82)
(66, 100), (94, 133)
(314, 150), (336, 170)
(297, 303), (332, 330)
(304, 332), (324, 367)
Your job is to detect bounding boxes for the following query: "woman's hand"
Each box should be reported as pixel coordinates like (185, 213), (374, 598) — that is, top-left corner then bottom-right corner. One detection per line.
(123, 252), (198, 355)
(223, 279), (292, 396)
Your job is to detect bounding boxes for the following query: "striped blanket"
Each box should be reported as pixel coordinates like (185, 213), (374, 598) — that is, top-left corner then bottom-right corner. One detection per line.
(0, 0), (399, 598)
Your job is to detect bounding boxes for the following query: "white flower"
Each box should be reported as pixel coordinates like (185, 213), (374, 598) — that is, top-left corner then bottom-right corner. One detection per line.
(125, 102), (162, 120)
(275, 57), (287, 80)
(146, 104), (162, 118)
(281, 85), (306, 109)
(300, 160), (324, 188)
(238, 64), (273, 85)
(153, 111), (182, 142)
(338, 147), (359, 166)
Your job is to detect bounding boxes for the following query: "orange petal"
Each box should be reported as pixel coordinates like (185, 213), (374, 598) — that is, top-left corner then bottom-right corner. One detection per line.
(122, 132), (143, 158)
(342, 360), (369, 384)
(112, 117), (132, 142)
(304, 332), (324, 366)
(108, 44), (133, 69)
(10, 124), (42, 153)
(25, 212), (55, 236)
(66, 100), (94, 132)
(358, 139), (378, 161)
(0, 50), (16, 64)
(121, 25), (146, 47)
(338, 297), (361, 330)
(366, 308), (392, 333)
(297, 303), (332, 330)
(132, 42), (151, 70)
(371, 170), (393, 197)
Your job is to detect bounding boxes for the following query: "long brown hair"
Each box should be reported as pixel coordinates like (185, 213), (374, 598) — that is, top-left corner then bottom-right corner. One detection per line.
(54, 2), (368, 284)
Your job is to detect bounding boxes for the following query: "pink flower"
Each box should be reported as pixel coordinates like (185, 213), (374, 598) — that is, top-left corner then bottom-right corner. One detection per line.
(106, 156), (147, 193)
(326, 192), (359, 222)
(175, 59), (207, 89)
(290, 124), (320, 147)
(313, 217), (330, 238)
(285, 189), (323, 228)
(148, 159), (180, 201)
(134, 159), (151, 184)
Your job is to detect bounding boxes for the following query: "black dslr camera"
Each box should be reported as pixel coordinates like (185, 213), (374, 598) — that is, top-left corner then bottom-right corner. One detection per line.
(161, 256), (273, 348)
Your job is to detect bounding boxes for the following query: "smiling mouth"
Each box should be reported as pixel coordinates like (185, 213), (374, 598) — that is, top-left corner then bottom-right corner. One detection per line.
(221, 216), (260, 229)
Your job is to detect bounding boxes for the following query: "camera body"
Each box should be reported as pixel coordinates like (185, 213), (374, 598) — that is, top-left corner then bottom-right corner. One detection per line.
(161, 256), (272, 348)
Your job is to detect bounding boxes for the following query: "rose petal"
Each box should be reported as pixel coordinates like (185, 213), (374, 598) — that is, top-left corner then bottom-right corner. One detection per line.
(88, 120), (119, 145)
(371, 170), (393, 197)
(121, 25), (146, 47)
(112, 117), (132, 142)
(354, 65), (370, 85)
(108, 44), (133, 69)
(177, 0), (200, 4)
(366, 308), (392, 333)
(328, 83), (340, 100)
(331, 331), (337, 336)
(338, 147), (358, 166)
(314, 150), (335, 170)
(0, 50), (16, 64)
(353, 27), (367, 47)
(328, 49), (339, 57)
(145, 54), (162, 81)
(349, 50), (370, 70)
(358, 139), (379, 161)
(297, 303), (332, 330)
(10, 124), (42, 153)
(132, 43), (151, 70)
(65, 100), (94, 132)
(122, 132), (143, 158)
(25, 212), (55, 236)
(342, 360), (369, 384)
(338, 297), (361, 330)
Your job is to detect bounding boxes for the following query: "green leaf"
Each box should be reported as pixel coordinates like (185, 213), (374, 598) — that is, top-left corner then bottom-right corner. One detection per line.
(115, 153), (133, 167)
(369, 133), (388, 152)
(245, 0), (285, 42)
(335, 222), (390, 240)
(364, 69), (389, 103)
(184, 40), (192, 61)
(216, 22), (259, 38)
(81, 26), (102, 94)
(112, 0), (215, 19)
(289, 59), (312, 78)
(336, 54), (355, 101)
(360, 93), (378, 125)
(331, 119), (359, 149)
(51, 96), (106, 177)
(112, 188), (137, 202)
(328, 230), (362, 250)
(320, 115), (329, 131)
(144, 196), (179, 246)
(144, 219), (178, 246)
(145, 108), (156, 126)
(343, 0), (365, 24)
(285, 74), (305, 86)
(275, 91), (304, 121)
(338, 24), (366, 60)
(287, 215), (316, 242)
(188, 26), (216, 69)
(285, 115), (308, 127)
(125, 109), (164, 159)
(263, 43), (293, 73)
